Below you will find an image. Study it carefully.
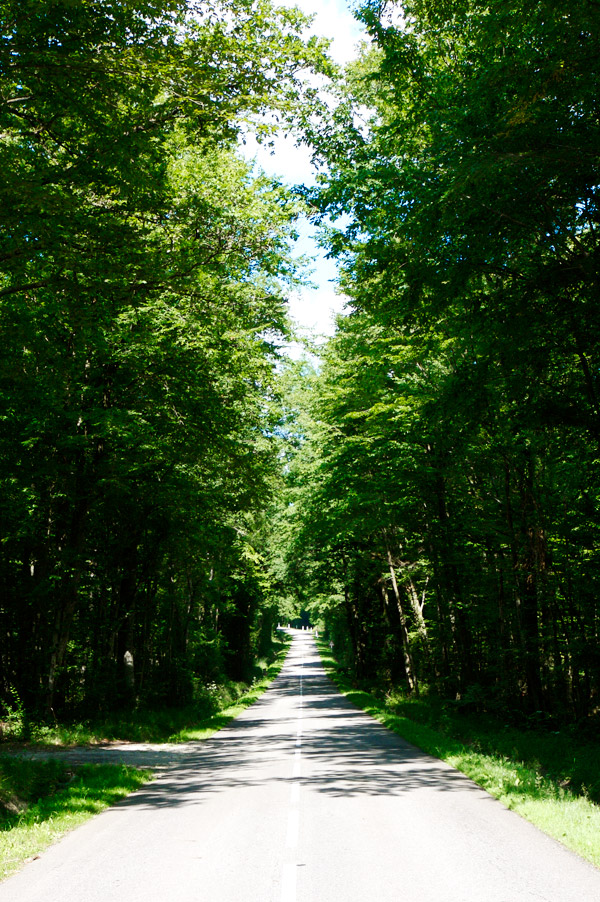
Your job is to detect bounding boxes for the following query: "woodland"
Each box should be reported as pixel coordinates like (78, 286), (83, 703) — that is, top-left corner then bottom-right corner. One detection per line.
(1, 0), (599, 731)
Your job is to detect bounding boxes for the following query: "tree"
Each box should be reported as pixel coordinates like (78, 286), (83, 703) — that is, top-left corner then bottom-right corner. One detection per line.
(287, 0), (600, 718)
(0, 0), (330, 713)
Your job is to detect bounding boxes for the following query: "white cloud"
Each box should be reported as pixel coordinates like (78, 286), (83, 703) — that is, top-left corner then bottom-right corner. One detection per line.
(278, 0), (364, 65)
(289, 284), (348, 336)
(241, 2), (364, 341)
(242, 131), (316, 186)
(281, 284), (348, 361)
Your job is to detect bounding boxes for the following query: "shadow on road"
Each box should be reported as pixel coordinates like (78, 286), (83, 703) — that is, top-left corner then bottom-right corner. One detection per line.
(3, 635), (489, 813)
(102, 636), (490, 813)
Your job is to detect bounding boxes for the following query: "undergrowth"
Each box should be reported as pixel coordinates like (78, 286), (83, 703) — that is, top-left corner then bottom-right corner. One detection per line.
(5, 633), (292, 748)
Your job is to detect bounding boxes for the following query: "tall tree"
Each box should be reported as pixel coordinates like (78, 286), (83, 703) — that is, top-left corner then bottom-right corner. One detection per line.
(285, 0), (600, 718)
(0, 0), (330, 712)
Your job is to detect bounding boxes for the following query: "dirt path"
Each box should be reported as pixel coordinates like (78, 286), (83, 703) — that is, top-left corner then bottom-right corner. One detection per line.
(4, 740), (202, 771)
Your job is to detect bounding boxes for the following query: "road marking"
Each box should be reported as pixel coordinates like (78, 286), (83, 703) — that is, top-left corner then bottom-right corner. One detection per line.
(286, 809), (300, 849)
(281, 863), (297, 902)
(281, 644), (305, 902)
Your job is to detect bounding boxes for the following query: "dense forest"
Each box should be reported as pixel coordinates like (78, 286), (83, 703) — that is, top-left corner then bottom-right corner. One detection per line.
(277, 0), (600, 725)
(0, 0), (329, 715)
(1, 0), (600, 728)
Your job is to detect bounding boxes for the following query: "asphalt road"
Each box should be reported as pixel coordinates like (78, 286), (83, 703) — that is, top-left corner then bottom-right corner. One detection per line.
(2, 631), (599, 902)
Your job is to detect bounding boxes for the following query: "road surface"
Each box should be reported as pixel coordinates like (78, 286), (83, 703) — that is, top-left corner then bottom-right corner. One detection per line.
(1, 631), (599, 901)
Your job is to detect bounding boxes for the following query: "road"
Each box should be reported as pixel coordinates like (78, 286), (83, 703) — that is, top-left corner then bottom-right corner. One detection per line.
(1, 631), (599, 902)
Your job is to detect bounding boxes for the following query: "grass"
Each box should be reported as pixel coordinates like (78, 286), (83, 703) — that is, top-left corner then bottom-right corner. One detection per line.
(0, 760), (152, 880)
(168, 639), (292, 742)
(317, 640), (600, 869)
(9, 634), (292, 748)
(0, 633), (292, 879)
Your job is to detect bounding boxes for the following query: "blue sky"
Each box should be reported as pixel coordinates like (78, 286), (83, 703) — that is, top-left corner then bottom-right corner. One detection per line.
(242, 1), (365, 343)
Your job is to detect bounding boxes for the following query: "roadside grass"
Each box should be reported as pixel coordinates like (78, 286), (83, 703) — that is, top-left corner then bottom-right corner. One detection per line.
(9, 633), (292, 748)
(0, 633), (292, 879)
(0, 761), (152, 880)
(317, 641), (600, 869)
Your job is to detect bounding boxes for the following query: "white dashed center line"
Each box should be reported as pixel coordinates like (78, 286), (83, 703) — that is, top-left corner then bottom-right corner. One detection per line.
(280, 647), (306, 902)
(281, 863), (297, 902)
(286, 809), (300, 849)
(292, 749), (302, 778)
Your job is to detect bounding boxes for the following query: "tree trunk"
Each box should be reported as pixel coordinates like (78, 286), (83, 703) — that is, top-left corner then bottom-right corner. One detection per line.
(385, 548), (418, 694)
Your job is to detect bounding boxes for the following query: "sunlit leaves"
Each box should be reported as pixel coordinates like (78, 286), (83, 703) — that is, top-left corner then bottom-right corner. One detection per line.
(0, 0), (327, 710)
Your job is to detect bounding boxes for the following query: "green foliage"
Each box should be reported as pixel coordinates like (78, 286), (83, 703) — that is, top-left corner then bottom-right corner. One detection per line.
(278, 0), (600, 724)
(0, 689), (26, 741)
(12, 630), (290, 745)
(3, 0), (599, 761)
(0, 1), (329, 715)
(169, 630), (292, 741)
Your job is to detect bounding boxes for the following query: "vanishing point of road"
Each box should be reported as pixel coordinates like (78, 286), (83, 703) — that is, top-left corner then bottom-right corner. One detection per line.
(1, 631), (599, 902)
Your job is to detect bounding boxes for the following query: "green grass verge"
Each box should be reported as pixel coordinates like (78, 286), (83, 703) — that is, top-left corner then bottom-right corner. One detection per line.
(9, 634), (292, 748)
(0, 760), (152, 881)
(0, 634), (293, 880)
(317, 640), (600, 869)
(168, 635), (292, 742)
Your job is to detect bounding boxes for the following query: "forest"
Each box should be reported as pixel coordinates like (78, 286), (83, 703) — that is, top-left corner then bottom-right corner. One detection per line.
(1, 0), (599, 730)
